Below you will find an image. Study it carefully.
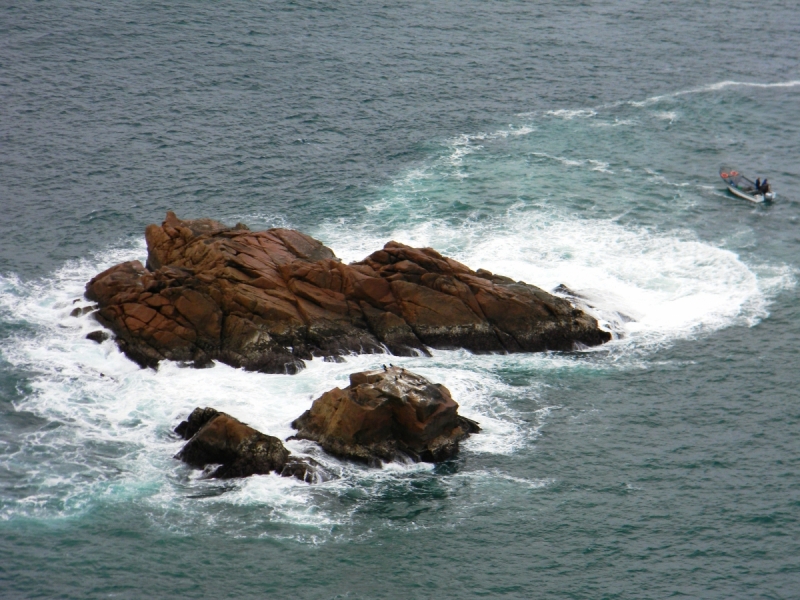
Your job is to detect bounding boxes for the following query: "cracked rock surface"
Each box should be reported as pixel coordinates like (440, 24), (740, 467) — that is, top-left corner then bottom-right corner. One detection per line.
(175, 407), (316, 481)
(291, 366), (480, 466)
(85, 212), (610, 373)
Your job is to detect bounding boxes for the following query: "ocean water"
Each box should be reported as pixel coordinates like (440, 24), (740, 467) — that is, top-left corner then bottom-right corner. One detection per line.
(2, 2), (799, 598)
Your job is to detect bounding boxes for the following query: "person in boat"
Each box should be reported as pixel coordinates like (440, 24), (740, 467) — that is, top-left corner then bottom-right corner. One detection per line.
(761, 179), (771, 194)
(755, 178), (761, 192)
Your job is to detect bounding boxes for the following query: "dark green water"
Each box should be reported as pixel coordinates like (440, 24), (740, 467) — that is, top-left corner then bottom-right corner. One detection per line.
(1, 2), (799, 598)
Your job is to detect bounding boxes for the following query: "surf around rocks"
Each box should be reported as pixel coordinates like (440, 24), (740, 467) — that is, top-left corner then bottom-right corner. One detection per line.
(175, 366), (479, 479)
(85, 212), (610, 373)
(84, 213), (612, 478)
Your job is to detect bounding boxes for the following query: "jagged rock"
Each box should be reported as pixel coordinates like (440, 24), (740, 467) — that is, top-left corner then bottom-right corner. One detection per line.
(290, 366), (480, 466)
(174, 407), (316, 482)
(85, 212), (610, 373)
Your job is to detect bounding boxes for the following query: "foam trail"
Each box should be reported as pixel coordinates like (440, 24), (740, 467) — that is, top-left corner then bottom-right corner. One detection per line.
(629, 79), (800, 107)
(545, 109), (597, 120)
(442, 125), (535, 172)
(514, 79), (800, 118)
(528, 152), (613, 173)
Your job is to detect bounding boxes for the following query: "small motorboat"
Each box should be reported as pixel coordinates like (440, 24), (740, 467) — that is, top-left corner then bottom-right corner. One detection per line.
(719, 166), (775, 203)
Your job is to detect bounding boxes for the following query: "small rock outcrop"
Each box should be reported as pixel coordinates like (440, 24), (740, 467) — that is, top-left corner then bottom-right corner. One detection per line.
(290, 366), (480, 466)
(175, 407), (315, 481)
(86, 330), (109, 344)
(85, 212), (610, 373)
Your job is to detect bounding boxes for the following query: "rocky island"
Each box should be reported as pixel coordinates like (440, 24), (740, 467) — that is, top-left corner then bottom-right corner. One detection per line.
(86, 212), (610, 373)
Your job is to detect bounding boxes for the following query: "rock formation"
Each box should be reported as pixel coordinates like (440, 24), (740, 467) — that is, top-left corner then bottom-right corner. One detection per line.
(174, 407), (316, 481)
(290, 366), (479, 465)
(85, 212), (610, 373)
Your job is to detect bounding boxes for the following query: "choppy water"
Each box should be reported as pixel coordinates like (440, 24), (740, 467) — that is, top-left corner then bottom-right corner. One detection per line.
(2, 2), (800, 598)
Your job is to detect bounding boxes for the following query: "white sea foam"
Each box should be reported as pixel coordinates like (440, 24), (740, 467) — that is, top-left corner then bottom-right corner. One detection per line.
(545, 108), (597, 120)
(447, 134), (481, 166)
(587, 159), (613, 174)
(629, 79), (800, 107)
(0, 248), (540, 524)
(321, 206), (794, 351)
(528, 152), (614, 174)
(1, 202), (793, 528)
(442, 125), (535, 172)
(652, 111), (678, 123)
(589, 118), (639, 128)
(510, 125), (534, 136)
(2, 89), (797, 527)
(518, 79), (800, 124)
(644, 168), (691, 187)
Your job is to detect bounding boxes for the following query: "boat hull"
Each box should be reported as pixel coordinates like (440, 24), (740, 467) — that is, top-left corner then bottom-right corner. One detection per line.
(727, 185), (766, 204)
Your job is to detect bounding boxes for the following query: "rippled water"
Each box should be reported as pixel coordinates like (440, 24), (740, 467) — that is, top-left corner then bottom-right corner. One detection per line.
(2, 2), (800, 598)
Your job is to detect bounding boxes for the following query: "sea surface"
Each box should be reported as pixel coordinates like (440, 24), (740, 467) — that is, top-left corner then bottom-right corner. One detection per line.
(1, 2), (799, 598)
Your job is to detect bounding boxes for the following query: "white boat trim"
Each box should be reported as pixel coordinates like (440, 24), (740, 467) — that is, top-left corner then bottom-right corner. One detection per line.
(727, 184), (765, 204)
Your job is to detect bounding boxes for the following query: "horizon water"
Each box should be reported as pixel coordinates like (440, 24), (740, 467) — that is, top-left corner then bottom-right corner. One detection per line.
(1, 2), (799, 598)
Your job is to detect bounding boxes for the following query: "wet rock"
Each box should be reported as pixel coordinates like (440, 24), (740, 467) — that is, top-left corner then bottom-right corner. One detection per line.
(552, 283), (584, 299)
(86, 330), (110, 344)
(85, 212), (610, 373)
(290, 366), (480, 466)
(175, 407), (316, 482)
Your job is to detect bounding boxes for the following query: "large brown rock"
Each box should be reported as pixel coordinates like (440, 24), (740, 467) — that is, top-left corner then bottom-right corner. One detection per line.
(174, 407), (316, 481)
(290, 366), (480, 466)
(86, 212), (610, 373)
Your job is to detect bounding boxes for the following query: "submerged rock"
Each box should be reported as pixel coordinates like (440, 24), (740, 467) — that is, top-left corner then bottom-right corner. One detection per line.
(290, 366), (480, 466)
(85, 212), (610, 373)
(174, 407), (316, 482)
